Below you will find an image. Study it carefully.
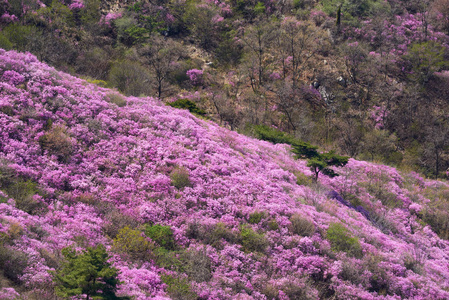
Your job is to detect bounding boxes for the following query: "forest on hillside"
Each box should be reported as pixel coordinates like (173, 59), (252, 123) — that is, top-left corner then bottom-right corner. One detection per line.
(1, 0), (449, 178)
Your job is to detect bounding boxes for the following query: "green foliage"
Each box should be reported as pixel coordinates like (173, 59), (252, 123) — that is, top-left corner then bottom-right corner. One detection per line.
(320, 0), (389, 20)
(144, 224), (176, 250)
(88, 79), (109, 88)
(33, 0), (75, 29)
(0, 33), (13, 50)
(183, 3), (218, 49)
(405, 41), (449, 85)
(239, 225), (268, 253)
(114, 17), (150, 46)
(6, 179), (41, 214)
(8, 0), (40, 18)
(360, 129), (401, 165)
(253, 125), (319, 158)
(0, 105), (14, 116)
(141, 15), (167, 33)
(293, 0), (305, 9)
(290, 214), (316, 236)
(295, 171), (313, 186)
(253, 124), (294, 145)
(209, 222), (238, 248)
(268, 219), (279, 231)
(128, 2), (143, 13)
(291, 142), (320, 160)
(0, 24), (42, 52)
(170, 166), (192, 189)
(44, 118), (53, 131)
(210, 222), (238, 246)
(336, 3), (342, 27)
(38, 126), (73, 163)
(420, 192), (449, 239)
(248, 211), (264, 224)
(168, 99), (206, 116)
(366, 184), (402, 209)
(77, 47), (112, 80)
(186, 222), (238, 249)
(254, 2), (266, 15)
(125, 26), (150, 45)
(215, 31), (243, 66)
(79, 0), (102, 25)
(161, 274), (197, 300)
(230, 0), (260, 19)
(108, 60), (152, 96)
(107, 93), (127, 107)
(307, 157), (328, 181)
(278, 279), (318, 300)
(370, 210), (400, 234)
(112, 226), (154, 261)
(307, 151), (349, 181)
(253, 125), (347, 180)
(0, 165), (42, 214)
(326, 223), (363, 258)
(53, 245), (125, 299)
(346, 194), (362, 207)
(360, 171), (402, 209)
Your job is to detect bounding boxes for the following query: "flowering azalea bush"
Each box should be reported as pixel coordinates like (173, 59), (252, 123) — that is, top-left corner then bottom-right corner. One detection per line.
(0, 49), (449, 299)
(186, 69), (204, 86)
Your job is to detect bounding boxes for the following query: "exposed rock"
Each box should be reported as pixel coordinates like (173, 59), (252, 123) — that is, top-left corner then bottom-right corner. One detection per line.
(101, 0), (147, 14)
(318, 85), (334, 106)
(336, 76), (346, 87)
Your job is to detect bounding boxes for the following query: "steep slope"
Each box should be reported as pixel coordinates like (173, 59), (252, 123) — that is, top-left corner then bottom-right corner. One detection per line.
(0, 49), (449, 299)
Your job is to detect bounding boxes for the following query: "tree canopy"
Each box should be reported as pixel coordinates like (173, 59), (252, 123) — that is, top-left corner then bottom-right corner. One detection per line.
(53, 245), (125, 300)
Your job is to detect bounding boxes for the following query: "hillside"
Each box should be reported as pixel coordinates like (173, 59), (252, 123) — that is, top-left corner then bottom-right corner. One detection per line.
(1, 50), (449, 299)
(1, 0), (449, 179)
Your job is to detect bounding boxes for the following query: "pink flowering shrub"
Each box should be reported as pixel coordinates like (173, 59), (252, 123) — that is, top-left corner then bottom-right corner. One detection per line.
(186, 69), (203, 86)
(0, 49), (449, 298)
(0, 12), (17, 23)
(370, 105), (389, 129)
(0, 287), (20, 299)
(1, 70), (25, 86)
(68, 0), (84, 10)
(310, 10), (327, 26)
(100, 12), (123, 26)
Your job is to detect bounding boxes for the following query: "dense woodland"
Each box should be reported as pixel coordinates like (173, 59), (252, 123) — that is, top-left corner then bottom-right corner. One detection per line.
(1, 0), (449, 299)
(1, 0), (449, 178)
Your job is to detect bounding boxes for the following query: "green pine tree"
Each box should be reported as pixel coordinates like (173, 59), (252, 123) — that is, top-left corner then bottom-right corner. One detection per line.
(307, 151), (349, 181)
(53, 244), (127, 300)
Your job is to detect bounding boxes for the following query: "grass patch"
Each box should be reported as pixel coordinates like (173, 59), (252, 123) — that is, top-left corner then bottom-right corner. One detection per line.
(326, 222), (363, 258)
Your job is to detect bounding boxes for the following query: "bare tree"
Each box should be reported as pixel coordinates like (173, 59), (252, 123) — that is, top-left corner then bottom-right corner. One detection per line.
(421, 115), (449, 178)
(333, 110), (366, 157)
(431, 0), (449, 35)
(273, 81), (301, 131)
(209, 92), (242, 130)
(276, 19), (318, 89)
(239, 21), (276, 91)
(139, 34), (184, 98)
